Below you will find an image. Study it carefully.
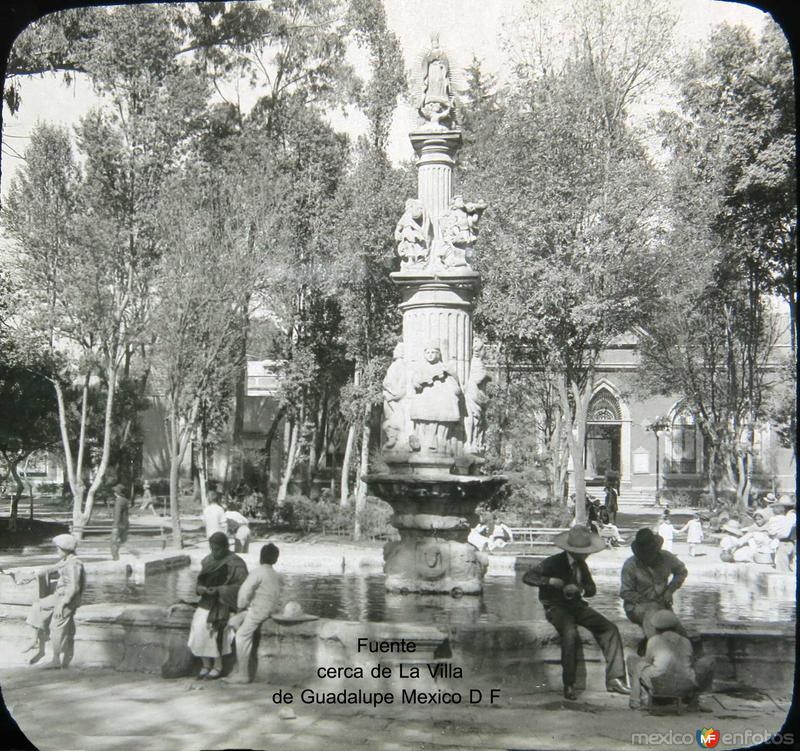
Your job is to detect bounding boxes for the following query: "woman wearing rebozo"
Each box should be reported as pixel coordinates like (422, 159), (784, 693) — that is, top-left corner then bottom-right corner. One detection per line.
(188, 531), (248, 679)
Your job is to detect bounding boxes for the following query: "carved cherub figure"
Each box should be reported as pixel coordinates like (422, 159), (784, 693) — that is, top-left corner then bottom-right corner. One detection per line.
(432, 195), (488, 269)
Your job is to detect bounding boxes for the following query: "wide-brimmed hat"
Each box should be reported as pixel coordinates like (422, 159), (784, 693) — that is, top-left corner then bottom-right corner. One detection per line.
(113, 483), (126, 494)
(650, 609), (681, 632)
(552, 525), (605, 555)
(631, 528), (664, 559)
(771, 496), (795, 510)
(721, 520), (744, 536)
(52, 534), (77, 552)
(271, 601), (319, 624)
(765, 492), (777, 502)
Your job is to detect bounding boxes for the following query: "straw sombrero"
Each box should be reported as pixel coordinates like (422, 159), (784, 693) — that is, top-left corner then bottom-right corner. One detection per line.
(271, 601), (319, 624)
(552, 525), (605, 555)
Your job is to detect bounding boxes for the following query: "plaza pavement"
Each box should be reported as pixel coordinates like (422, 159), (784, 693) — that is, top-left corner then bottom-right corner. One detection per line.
(1, 663), (793, 751)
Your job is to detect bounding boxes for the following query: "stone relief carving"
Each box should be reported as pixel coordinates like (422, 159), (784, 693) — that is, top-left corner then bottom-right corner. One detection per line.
(431, 195), (487, 270)
(465, 337), (491, 454)
(394, 198), (431, 270)
(417, 34), (456, 130)
(381, 341), (411, 450)
(409, 339), (462, 454)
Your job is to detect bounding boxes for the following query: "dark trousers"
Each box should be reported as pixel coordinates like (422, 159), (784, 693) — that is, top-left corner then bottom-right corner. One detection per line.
(545, 602), (626, 687)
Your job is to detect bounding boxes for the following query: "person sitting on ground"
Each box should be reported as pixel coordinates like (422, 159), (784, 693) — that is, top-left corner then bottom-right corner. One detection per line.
(223, 543), (282, 684)
(767, 496), (796, 572)
(725, 509), (777, 565)
(22, 534), (85, 668)
(719, 519), (745, 562)
(488, 517), (514, 550)
(620, 528), (688, 638)
(523, 525), (630, 701)
(203, 490), (228, 540)
(187, 532), (248, 680)
(597, 514), (624, 547)
(224, 506), (252, 554)
(656, 511), (676, 553)
(467, 520), (491, 551)
(627, 609), (714, 711)
(678, 512), (705, 557)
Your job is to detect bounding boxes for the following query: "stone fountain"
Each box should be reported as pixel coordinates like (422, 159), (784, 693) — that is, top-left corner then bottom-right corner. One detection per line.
(366, 36), (506, 595)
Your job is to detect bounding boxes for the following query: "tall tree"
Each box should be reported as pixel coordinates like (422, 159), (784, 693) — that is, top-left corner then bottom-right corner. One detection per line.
(468, 0), (675, 521)
(640, 20), (795, 509)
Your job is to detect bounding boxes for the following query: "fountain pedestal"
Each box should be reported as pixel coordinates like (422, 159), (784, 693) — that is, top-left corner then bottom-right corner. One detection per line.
(367, 473), (505, 594)
(368, 38), (505, 594)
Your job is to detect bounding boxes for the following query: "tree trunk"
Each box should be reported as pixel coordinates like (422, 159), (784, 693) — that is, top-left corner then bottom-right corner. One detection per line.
(353, 407), (372, 541)
(557, 373), (594, 525)
(168, 454), (183, 547)
(8, 457), (24, 532)
(83, 365), (120, 528)
(261, 406), (286, 503)
(52, 379), (84, 535)
(340, 422), (357, 507)
(277, 420), (300, 504)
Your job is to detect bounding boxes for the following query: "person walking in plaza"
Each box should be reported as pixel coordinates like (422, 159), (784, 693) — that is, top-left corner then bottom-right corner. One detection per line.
(138, 480), (157, 515)
(620, 528), (688, 638)
(188, 531), (248, 680)
(110, 483), (130, 561)
(678, 512), (705, 557)
(627, 609), (714, 711)
(203, 490), (228, 540)
(523, 525), (630, 700)
(604, 481), (619, 525)
(224, 543), (282, 684)
(22, 534), (85, 668)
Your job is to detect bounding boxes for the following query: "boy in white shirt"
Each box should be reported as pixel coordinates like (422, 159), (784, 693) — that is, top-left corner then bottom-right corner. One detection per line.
(224, 543), (281, 684)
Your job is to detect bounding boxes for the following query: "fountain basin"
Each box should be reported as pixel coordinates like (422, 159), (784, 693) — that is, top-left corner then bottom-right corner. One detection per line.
(366, 473), (506, 594)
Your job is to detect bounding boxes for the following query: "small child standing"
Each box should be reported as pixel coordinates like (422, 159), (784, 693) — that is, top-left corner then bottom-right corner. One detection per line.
(679, 513), (704, 556)
(657, 511), (676, 553)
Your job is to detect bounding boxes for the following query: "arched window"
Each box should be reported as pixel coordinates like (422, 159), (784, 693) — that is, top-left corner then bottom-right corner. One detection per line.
(588, 390), (621, 422)
(670, 406), (697, 474)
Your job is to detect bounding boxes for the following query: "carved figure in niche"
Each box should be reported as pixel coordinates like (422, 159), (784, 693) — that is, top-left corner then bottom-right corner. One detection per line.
(410, 339), (462, 454)
(381, 342), (411, 450)
(394, 198), (430, 269)
(465, 337), (491, 453)
(432, 195), (487, 269)
(418, 34), (455, 130)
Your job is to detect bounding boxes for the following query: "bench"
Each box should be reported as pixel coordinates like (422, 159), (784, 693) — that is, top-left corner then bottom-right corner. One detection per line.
(507, 526), (634, 553)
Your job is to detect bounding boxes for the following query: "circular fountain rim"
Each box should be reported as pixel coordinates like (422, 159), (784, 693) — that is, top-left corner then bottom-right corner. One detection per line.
(364, 472), (507, 485)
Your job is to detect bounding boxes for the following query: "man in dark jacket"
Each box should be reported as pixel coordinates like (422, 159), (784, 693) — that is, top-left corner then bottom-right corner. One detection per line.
(604, 482), (619, 525)
(523, 525), (630, 700)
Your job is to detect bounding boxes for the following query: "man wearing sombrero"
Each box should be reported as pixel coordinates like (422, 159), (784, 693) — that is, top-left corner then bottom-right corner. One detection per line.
(620, 528), (688, 638)
(523, 525), (629, 700)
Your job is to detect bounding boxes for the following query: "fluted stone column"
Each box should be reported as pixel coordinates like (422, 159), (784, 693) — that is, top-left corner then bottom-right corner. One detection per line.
(410, 130), (462, 235)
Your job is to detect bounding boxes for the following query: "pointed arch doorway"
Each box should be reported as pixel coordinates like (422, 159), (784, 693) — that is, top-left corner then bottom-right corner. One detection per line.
(584, 385), (629, 488)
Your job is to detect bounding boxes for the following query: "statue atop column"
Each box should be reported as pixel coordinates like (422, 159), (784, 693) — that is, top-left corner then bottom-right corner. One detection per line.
(417, 34), (456, 130)
(409, 339), (463, 454)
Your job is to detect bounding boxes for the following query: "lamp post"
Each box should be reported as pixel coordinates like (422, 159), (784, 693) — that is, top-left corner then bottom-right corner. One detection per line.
(646, 417), (670, 506)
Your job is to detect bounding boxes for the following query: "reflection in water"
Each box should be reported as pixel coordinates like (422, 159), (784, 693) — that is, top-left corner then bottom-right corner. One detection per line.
(82, 569), (794, 627)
